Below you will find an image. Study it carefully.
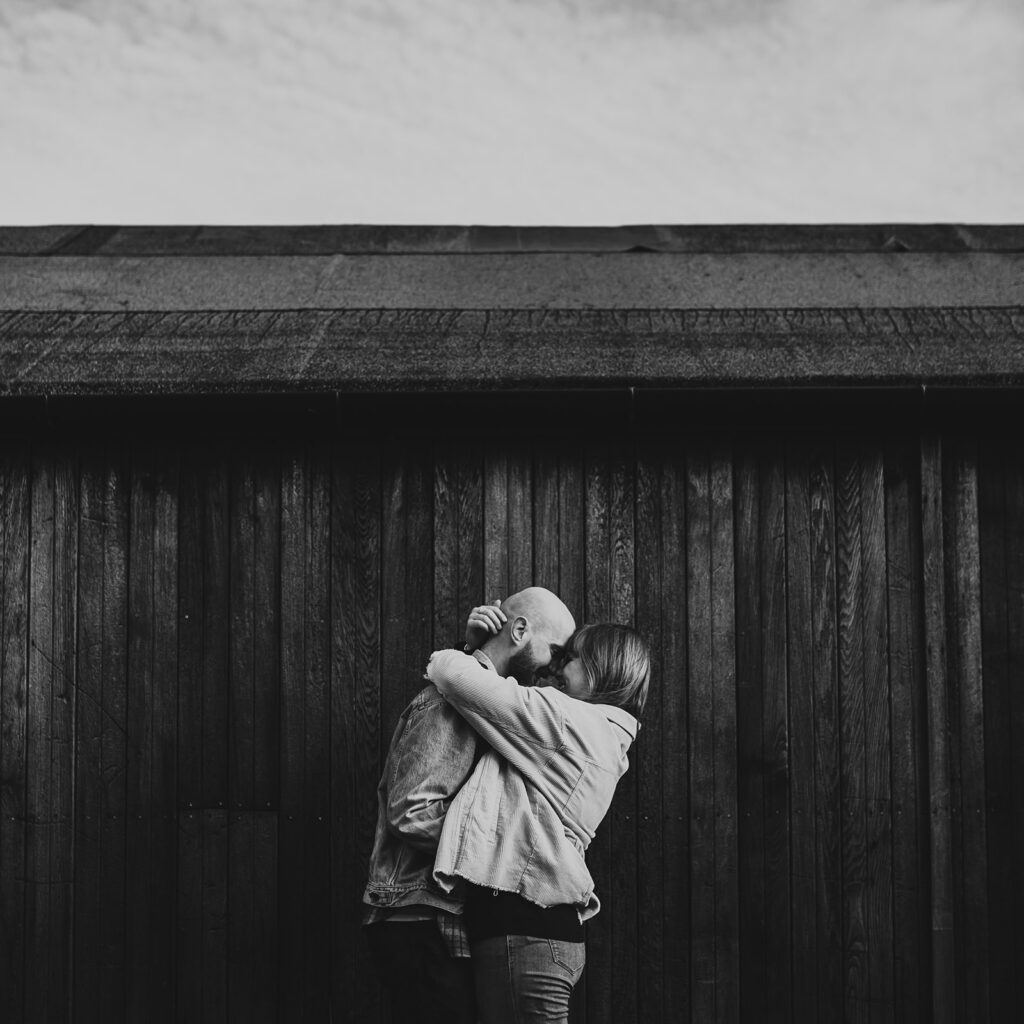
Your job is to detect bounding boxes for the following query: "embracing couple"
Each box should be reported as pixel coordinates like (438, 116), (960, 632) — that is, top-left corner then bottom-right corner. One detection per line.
(362, 587), (651, 1024)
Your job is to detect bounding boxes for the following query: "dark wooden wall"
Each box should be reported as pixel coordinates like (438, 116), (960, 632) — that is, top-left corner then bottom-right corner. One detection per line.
(1, 428), (1022, 1023)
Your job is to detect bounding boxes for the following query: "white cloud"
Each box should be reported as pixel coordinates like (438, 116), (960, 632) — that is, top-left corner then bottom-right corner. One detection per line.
(1, 0), (1022, 223)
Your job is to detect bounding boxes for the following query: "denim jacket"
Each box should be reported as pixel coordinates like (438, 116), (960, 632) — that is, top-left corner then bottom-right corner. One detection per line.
(425, 650), (638, 923)
(362, 659), (488, 914)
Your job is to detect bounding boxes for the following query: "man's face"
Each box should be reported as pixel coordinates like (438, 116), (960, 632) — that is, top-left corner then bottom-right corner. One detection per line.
(506, 637), (564, 687)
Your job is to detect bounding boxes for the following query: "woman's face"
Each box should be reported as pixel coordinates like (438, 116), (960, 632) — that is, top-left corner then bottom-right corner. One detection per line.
(555, 654), (592, 700)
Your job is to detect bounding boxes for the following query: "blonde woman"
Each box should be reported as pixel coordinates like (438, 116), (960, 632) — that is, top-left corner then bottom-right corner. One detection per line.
(425, 607), (651, 1024)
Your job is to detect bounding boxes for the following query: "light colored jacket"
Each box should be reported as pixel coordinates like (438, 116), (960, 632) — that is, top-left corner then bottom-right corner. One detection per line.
(425, 649), (638, 922)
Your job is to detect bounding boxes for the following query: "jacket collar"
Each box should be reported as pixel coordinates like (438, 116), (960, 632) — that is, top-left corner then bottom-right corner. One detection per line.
(603, 704), (639, 740)
(472, 649), (497, 672)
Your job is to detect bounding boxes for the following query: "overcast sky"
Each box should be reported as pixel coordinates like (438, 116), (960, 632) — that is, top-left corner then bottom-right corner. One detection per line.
(1, 0), (1021, 225)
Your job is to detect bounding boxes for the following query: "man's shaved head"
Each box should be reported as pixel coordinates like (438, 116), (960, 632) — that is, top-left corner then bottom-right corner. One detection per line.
(502, 587), (576, 647)
(480, 586), (576, 685)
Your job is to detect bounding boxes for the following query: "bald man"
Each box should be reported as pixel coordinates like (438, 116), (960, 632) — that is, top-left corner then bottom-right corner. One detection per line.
(362, 588), (575, 1024)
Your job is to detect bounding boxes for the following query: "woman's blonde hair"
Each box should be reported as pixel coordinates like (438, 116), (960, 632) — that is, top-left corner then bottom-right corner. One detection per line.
(560, 623), (651, 720)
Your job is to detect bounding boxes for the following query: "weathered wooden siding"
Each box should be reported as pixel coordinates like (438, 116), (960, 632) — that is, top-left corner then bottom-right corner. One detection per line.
(1, 430), (1021, 1023)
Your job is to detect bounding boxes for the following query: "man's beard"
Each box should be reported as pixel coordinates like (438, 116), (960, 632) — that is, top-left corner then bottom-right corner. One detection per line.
(507, 647), (545, 687)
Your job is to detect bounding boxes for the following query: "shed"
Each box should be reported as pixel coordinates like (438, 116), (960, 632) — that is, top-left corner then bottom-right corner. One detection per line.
(1, 224), (1022, 1023)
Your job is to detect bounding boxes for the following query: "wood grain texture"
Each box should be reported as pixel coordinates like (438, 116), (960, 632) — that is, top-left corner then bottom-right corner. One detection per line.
(862, 447), (895, 1024)
(943, 438), (989, 1023)
(837, 441), (869, 1024)
(126, 446), (178, 1022)
(25, 448), (77, 1023)
(760, 445), (791, 1022)
(921, 434), (956, 1024)
(1003, 448), (1024, 1017)
(331, 442), (382, 1024)
(5, 253), (1024, 313)
(978, 442), (1013, 1020)
(709, 446), (739, 1024)
(634, 452), (666, 1023)
(0, 422), (1019, 1022)
(786, 439), (818, 1022)
(0, 445), (30, 1024)
(809, 441), (843, 1021)
(2, 307), (1024, 395)
(73, 447), (128, 1024)
(280, 444), (331, 1018)
(688, 448), (716, 1023)
(734, 441), (767, 1021)
(885, 437), (929, 1023)
(608, 447), (637, 1024)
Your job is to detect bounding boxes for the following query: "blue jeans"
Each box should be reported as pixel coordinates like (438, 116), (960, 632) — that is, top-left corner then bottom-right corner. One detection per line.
(471, 935), (586, 1024)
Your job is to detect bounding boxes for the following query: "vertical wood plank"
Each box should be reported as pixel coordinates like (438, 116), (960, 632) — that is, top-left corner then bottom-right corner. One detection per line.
(74, 447), (128, 1024)
(837, 442), (869, 1023)
(634, 450), (665, 1023)
(433, 447), (458, 648)
(863, 446), (895, 1023)
(177, 807), (202, 1024)
(280, 444), (306, 1018)
(557, 446), (585, 627)
(201, 446), (230, 1020)
(1004, 447), (1024, 1015)
(252, 446), (281, 812)
(0, 444), (30, 1024)
(761, 445), (791, 1021)
(710, 444), (739, 1024)
(508, 451), (533, 594)
(433, 442), (483, 647)
(484, 451), (509, 603)
(921, 434), (955, 1024)
(734, 440), (767, 1021)
(25, 447), (77, 1023)
(202, 809), (229, 1024)
(978, 440), (1012, 1021)
(809, 441), (843, 1022)
(228, 446), (257, 811)
(659, 449), (691, 1024)
(280, 443), (330, 1019)
(332, 442), (382, 1023)
(689, 446), (716, 1023)
(202, 447), (230, 812)
(227, 810), (278, 1024)
(126, 447), (178, 1021)
(885, 436), (929, 1023)
(226, 446), (280, 1021)
(457, 446), (484, 626)
(944, 438), (989, 1022)
(176, 444), (205, 1022)
(533, 448), (560, 594)
(785, 440), (818, 1022)
(307, 442), (332, 1017)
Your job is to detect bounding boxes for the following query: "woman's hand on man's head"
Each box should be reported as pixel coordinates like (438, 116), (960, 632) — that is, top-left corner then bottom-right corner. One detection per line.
(464, 600), (506, 651)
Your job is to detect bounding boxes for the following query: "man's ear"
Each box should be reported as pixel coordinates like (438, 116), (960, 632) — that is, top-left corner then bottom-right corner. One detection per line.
(509, 615), (529, 645)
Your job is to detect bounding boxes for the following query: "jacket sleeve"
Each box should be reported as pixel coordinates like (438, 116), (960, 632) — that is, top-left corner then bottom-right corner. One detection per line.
(425, 650), (566, 778)
(384, 690), (479, 853)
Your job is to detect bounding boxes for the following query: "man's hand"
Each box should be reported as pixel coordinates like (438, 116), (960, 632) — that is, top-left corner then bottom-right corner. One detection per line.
(464, 600), (506, 651)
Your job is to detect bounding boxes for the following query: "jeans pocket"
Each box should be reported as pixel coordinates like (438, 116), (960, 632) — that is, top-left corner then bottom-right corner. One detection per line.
(547, 939), (586, 977)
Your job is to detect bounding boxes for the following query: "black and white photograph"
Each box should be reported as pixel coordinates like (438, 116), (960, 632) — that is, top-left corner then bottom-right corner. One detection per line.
(1, 1), (1022, 1021)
